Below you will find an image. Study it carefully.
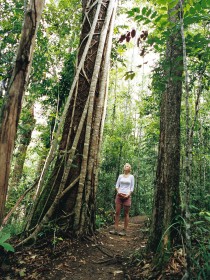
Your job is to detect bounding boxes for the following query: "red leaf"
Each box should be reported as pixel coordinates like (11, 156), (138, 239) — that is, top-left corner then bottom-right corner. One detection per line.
(118, 34), (126, 43)
(140, 48), (145, 56)
(137, 37), (141, 47)
(131, 29), (136, 38)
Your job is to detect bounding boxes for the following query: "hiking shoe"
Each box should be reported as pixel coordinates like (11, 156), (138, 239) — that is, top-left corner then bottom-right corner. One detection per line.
(109, 229), (118, 235)
(119, 229), (126, 236)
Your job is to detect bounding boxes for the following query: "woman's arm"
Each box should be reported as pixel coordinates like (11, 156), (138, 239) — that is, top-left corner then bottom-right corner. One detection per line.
(115, 175), (121, 193)
(130, 175), (134, 193)
(126, 175), (134, 198)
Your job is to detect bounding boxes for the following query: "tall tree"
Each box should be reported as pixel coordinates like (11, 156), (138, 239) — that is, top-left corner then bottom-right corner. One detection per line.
(21, 0), (117, 244)
(0, 0), (45, 224)
(147, 2), (183, 256)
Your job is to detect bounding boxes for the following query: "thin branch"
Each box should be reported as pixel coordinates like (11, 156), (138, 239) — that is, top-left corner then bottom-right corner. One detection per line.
(1, 179), (38, 228)
(60, 176), (80, 198)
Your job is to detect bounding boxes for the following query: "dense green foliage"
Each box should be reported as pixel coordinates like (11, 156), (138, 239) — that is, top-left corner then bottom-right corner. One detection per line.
(0, 0), (24, 109)
(0, 0), (209, 277)
(97, 0), (210, 277)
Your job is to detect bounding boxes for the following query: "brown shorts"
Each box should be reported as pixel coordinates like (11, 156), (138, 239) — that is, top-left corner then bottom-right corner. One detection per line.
(115, 194), (131, 207)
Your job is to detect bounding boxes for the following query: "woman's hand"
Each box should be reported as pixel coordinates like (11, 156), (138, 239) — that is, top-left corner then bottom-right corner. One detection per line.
(118, 193), (130, 199)
(125, 192), (132, 198)
(118, 193), (126, 198)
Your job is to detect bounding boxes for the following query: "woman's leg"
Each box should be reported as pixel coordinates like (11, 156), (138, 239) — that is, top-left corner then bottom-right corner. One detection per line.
(114, 203), (121, 230)
(123, 206), (130, 231)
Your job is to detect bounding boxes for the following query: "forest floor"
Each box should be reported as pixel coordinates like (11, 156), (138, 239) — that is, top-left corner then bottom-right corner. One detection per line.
(1, 215), (184, 280)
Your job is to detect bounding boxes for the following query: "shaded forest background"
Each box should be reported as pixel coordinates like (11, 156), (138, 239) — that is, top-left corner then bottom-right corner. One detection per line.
(0, 0), (209, 279)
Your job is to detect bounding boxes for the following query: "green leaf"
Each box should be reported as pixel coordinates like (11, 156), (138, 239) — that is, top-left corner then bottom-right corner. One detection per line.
(204, 216), (210, 222)
(19, 268), (26, 277)
(201, 0), (209, 8)
(189, 7), (196, 15)
(144, 19), (151, 24)
(142, 7), (147, 15)
(0, 233), (10, 243)
(157, 0), (167, 4)
(170, 10), (178, 17)
(1, 242), (15, 252)
(189, 207), (198, 214)
(154, 15), (165, 23)
(130, 72), (135, 80)
(168, 0), (179, 9)
(151, 11), (158, 19)
(193, 221), (205, 225)
(195, 3), (201, 11)
(135, 15), (144, 21)
(132, 7), (140, 13)
(146, 9), (152, 17)
(159, 7), (168, 11)
(184, 16), (197, 25)
(184, 3), (191, 13)
(124, 71), (136, 80)
(126, 10), (135, 17)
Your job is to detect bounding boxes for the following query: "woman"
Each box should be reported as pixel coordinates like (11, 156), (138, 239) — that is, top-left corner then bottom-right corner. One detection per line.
(110, 163), (134, 236)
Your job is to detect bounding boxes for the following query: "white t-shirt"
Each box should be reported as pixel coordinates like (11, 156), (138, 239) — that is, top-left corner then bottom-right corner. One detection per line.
(115, 174), (134, 195)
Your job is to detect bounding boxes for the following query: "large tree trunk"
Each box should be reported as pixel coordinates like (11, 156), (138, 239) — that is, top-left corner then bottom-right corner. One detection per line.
(0, 0), (45, 225)
(22, 0), (117, 244)
(147, 4), (183, 256)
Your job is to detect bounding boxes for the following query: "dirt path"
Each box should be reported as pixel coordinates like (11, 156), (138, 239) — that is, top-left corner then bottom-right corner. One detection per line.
(1, 216), (148, 280)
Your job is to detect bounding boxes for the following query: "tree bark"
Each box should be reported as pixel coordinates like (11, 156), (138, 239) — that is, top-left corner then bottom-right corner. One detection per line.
(147, 4), (183, 256)
(0, 0), (45, 225)
(9, 104), (36, 190)
(22, 0), (117, 244)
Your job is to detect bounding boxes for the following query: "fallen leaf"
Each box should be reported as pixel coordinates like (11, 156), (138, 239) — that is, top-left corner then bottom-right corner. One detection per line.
(142, 263), (150, 269)
(114, 270), (123, 276)
(31, 255), (37, 259)
(19, 268), (26, 277)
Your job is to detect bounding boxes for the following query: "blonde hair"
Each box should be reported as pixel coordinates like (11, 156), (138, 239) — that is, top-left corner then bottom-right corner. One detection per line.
(123, 163), (131, 173)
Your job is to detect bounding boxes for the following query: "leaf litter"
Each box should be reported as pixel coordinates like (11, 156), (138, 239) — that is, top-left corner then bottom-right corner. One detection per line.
(1, 216), (185, 279)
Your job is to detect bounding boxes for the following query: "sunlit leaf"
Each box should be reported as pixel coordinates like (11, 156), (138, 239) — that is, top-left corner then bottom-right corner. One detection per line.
(135, 15), (144, 21)
(168, 0), (179, 9)
(151, 11), (158, 19)
(132, 7), (140, 13)
(146, 9), (152, 17)
(142, 7), (147, 15)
